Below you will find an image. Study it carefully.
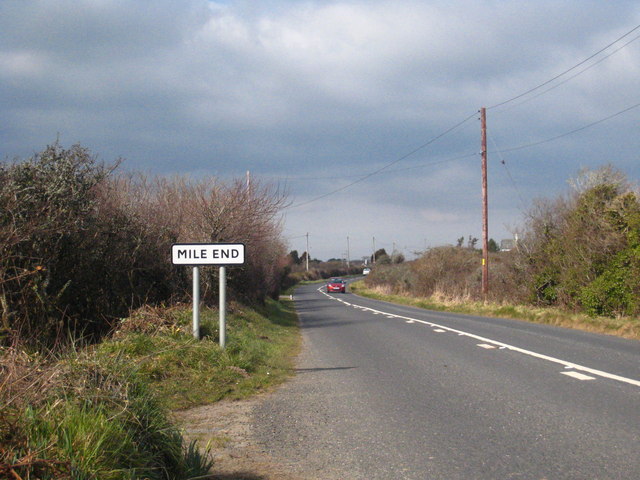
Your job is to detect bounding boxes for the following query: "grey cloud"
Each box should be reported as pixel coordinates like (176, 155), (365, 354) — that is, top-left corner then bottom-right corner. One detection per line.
(1, 0), (639, 259)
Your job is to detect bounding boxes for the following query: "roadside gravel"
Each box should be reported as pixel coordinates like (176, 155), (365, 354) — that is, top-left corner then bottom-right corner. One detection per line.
(174, 395), (312, 480)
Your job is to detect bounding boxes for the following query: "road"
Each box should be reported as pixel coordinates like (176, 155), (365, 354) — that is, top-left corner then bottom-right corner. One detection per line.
(254, 282), (640, 480)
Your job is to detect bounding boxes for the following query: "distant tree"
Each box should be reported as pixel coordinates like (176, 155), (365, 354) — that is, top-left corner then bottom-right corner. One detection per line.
(372, 248), (388, 263)
(456, 236), (464, 248)
(488, 238), (499, 252)
(289, 250), (301, 264)
(467, 236), (478, 250)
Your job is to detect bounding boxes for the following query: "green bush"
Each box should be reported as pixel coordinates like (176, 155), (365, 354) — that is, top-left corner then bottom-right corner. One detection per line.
(520, 166), (640, 317)
(580, 248), (640, 317)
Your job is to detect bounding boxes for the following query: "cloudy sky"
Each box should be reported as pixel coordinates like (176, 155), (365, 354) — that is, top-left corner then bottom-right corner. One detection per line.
(2, 1), (639, 261)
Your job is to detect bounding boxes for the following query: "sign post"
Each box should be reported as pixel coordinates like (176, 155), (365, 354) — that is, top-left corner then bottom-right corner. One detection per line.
(172, 243), (245, 347)
(193, 266), (200, 339)
(219, 266), (226, 348)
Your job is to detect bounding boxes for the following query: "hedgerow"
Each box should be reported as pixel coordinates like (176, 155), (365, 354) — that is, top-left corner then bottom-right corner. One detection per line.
(0, 142), (288, 347)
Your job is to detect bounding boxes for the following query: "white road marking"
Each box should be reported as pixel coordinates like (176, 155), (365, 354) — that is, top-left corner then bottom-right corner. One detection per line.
(561, 371), (596, 381)
(406, 320), (415, 324)
(478, 343), (496, 349)
(321, 291), (640, 388)
(433, 329), (446, 333)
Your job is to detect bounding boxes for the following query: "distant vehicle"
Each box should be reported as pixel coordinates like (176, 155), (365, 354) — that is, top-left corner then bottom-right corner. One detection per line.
(363, 267), (371, 275)
(326, 277), (346, 293)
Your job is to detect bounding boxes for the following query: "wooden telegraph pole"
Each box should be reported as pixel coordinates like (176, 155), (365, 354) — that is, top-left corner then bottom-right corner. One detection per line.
(480, 107), (489, 299)
(305, 232), (310, 272)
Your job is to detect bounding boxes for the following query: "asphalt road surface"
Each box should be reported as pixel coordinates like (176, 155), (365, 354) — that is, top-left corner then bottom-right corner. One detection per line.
(254, 282), (640, 480)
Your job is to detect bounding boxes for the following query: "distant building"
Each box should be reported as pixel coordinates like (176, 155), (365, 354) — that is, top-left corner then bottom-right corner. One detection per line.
(500, 239), (515, 252)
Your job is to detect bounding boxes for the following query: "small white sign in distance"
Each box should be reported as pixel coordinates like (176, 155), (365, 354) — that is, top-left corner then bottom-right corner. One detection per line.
(171, 243), (245, 265)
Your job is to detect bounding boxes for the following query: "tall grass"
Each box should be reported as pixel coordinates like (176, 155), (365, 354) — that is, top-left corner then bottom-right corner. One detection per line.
(0, 298), (299, 479)
(1, 345), (214, 480)
(100, 300), (300, 410)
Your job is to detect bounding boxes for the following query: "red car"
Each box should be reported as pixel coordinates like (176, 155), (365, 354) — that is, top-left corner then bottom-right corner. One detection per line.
(326, 277), (346, 293)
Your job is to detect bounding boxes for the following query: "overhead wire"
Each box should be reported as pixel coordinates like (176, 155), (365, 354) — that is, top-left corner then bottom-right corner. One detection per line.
(267, 151), (478, 182)
(488, 132), (527, 210)
(488, 22), (640, 110)
(283, 21), (640, 213)
(284, 111), (478, 210)
(505, 31), (640, 110)
(493, 101), (640, 155)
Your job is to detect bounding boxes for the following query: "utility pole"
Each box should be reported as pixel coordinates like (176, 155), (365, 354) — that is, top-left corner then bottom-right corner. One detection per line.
(347, 236), (350, 270)
(372, 236), (376, 265)
(480, 107), (489, 299)
(305, 232), (310, 272)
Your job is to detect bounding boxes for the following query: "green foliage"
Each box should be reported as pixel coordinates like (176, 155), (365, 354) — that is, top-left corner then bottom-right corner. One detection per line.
(579, 247), (640, 317)
(532, 270), (559, 305)
(520, 166), (640, 317)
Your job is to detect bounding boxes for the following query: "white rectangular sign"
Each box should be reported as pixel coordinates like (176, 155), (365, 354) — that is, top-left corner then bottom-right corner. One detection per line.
(171, 243), (245, 265)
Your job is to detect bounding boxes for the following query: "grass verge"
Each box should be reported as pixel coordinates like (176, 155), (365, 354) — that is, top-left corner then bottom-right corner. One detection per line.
(0, 298), (300, 479)
(350, 281), (640, 340)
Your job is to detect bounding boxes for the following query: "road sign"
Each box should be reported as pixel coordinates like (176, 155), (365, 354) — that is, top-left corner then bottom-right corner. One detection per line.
(171, 243), (245, 265)
(171, 243), (245, 346)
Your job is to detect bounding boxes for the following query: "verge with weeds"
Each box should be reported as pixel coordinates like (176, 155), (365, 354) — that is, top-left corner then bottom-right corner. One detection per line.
(351, 281), (640, 340)
(0, 299), (300, 479)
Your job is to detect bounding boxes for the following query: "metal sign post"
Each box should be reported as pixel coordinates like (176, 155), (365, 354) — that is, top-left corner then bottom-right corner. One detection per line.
(219, 266), (226, 348)
(193, 266), (200, 339)
(171, 243), (245, 347)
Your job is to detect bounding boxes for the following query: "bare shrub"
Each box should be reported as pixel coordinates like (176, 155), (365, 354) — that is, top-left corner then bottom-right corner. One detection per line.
(0, 143), (114, 344)
(364, 246), (528, 304)
(1, 143), (290, 346)
(364, 263), (416, 295)
(139, 175), (289, 304)
(410, 246), (480, 298)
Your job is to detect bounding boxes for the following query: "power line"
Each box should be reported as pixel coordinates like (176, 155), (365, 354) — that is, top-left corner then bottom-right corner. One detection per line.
(493, 101), (640, 155)
(488, 132), (527, 209)
(268, 151), (478, 182)
(285, 111), (478, 210)
(488, 22), (640, 110)
(505, 32), (640, 110)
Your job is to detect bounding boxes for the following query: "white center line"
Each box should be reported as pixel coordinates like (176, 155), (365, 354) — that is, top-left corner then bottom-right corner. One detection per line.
(562, 371), (596, 381)
(322, 291), (640, 389)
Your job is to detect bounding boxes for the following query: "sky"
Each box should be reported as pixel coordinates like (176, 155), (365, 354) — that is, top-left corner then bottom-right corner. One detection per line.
(2, 1), (639, 261)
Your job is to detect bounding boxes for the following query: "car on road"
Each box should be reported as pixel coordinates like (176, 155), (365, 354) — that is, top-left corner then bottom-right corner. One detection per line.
(362, 267), (371, 275)
(326, 277), (346, 293)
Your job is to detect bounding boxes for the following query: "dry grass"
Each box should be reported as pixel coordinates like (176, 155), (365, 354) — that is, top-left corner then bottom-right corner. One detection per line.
(351, 281), (640, 341)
